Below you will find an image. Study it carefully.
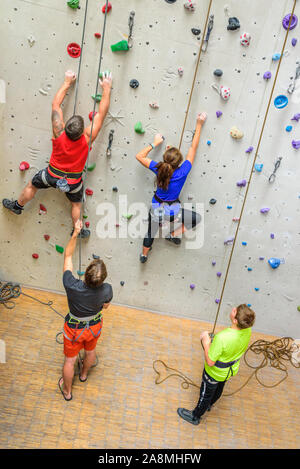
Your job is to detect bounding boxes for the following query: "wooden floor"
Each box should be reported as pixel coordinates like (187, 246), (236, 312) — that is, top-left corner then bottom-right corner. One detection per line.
(0, 287), (299, 449)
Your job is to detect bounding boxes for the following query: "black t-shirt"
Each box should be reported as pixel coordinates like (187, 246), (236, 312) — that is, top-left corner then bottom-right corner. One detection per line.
(63, 270), (113, 318)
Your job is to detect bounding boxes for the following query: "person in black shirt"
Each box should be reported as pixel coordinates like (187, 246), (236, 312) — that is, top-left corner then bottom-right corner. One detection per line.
(58, 220), (113, 401)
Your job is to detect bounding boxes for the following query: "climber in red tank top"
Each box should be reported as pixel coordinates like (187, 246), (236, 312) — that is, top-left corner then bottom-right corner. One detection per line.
(2, 70), (113, 239)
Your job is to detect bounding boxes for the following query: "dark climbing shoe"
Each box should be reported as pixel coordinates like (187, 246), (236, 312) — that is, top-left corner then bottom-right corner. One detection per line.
(2, 199), (23, 215)
(177, 408), (201, 425)
(165, 234), (181, 245)
(140, 254), (148, 264)
(70, 228), (91, 239)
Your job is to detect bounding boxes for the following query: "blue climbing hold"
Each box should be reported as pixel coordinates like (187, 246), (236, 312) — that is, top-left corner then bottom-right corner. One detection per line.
(274, 95), (288, 109)
(255, 163), (263, 172)
(268, 258), (281, 269)
(272, 53), (281, 61)
(286, 125), (293, 132)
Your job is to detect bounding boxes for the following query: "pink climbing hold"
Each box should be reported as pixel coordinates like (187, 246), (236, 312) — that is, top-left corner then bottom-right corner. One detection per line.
(19, 161), (30, 171)
(32, 253), (39, 259)
(85, 188), (93, 196)
(102, 2), (112, 13)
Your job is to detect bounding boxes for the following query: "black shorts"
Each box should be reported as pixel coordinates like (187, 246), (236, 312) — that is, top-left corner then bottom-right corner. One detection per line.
(31, 168), (84, 203)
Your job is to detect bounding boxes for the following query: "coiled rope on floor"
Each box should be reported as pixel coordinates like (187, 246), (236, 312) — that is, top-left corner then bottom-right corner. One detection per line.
(153, 337), (300, 396)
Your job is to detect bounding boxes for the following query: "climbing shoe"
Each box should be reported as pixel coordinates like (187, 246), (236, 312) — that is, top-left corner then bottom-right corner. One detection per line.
(70, 228), (91, 239)
(165, 234), (181, 245)
(177, 408), (201, 426)
(140, 254), (148, 264)
(2, 199), (23, 215)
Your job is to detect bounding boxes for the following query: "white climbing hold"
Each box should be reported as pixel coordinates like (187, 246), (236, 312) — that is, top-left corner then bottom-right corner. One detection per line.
(230, 126), (244, 139)
(149, 101), (159, 109)
(240, 32), (251, 47)
(27, 35), (36, 47)
(184, 1), (196, 12)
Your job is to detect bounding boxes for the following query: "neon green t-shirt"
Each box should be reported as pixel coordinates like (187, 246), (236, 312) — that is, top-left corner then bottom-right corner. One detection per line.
(204, 327), (252, 381)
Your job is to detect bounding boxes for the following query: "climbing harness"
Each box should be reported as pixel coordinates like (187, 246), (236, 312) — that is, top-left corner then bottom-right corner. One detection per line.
(63, 311), (103, 344)
(268, 157), (282, 183)
(128, 11), (135, 49)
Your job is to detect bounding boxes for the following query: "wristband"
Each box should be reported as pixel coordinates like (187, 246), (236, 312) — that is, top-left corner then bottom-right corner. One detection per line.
(149, 143), (155, 150)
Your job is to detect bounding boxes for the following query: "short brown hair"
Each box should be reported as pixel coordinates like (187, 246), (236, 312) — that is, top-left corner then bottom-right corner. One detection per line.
(236, 304), (255, 329)
(84, 259), (107, 288)
(65, 115), (84, 141)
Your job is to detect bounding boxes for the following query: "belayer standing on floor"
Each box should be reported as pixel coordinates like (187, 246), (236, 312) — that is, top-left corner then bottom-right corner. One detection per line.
(177, 304), (256, 425)
(58, 220), (113, 401)
(135, 112), (207, 263)
(2, 70), (112, 239)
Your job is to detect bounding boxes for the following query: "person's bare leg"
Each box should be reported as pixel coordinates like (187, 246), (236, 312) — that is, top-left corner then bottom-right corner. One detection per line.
(80, 349), (97, 381)
(71, 202), (82, 228)
(61, 355), (77, 399)
(17, 181), (38, 206)
(142, 246), (151, 257)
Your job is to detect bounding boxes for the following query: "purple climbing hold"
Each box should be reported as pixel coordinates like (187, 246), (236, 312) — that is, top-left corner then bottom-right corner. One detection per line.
(236, 179), (247, 187)
(259, 256), (265, 261)
(215, 298), (220, 304)
(216, 110), (223, 118)
(263, 71), (272, 80)
(212, 261), (216, 266)
(282, 14), (298, 31)
(245, 146), (254, 153)
(292, 38), (298, 47)
(291, 113), (300, 121)
(224, 236), (235, 245)
(190, 283), (196, 290)
(270, 233), (275, 239)
(260, 207), (270, 213)
(292, 139), (300, 149)
(217, 272), (222, 277)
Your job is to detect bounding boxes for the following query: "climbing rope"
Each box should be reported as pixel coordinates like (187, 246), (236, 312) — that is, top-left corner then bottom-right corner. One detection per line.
(153, 337), (300, 396)
(73, 0), (89, 116)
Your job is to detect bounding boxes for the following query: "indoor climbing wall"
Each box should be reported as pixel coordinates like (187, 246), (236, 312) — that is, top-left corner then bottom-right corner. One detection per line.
(0, 0), (299, 337)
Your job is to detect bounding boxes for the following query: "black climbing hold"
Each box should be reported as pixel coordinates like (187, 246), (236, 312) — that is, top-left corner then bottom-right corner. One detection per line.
(120, 281), (125, 286)
(209, 198), (217, 205)
(213, 69), (223, 77)
(129, 79), (139, 89)
(227, 17), (240, 31)
(112, 186), (118, 192)
(164, 0), (177, 3)
(191, 28), (201, 36)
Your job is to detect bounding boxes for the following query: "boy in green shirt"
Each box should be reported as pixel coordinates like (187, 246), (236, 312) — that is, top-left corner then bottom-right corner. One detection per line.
(177, 304), (256, 425)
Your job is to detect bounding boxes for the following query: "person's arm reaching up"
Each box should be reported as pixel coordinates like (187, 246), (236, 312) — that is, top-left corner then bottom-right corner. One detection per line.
(135, 133), (164, 168)
(52, 70), (76, 138)
(63, 220), (82, 273)
(200, 331), (216, 367)
(186, 112), (207, 165)
(84, 71), (112, 144)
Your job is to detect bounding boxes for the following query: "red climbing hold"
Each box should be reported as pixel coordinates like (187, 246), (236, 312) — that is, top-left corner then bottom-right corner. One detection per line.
(44, 234), (50, 241)
(67, 43), (81, 58)
(19, 161), (30, 171)
(102, 2), (112, 13)
(94, 33), (101, 38)
(32, 253), (39, 259)
(39, 204), (47, 214)
(85, 221), (90, 228)
(89, 111), (98, 121)
(85, 188), (93, 196)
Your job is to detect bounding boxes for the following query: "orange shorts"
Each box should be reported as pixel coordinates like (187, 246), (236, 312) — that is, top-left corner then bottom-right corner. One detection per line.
(63, 318), (103, 358)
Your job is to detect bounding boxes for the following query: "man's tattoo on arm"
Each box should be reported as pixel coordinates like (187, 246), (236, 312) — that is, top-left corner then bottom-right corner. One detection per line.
(52, 110), (64, 137)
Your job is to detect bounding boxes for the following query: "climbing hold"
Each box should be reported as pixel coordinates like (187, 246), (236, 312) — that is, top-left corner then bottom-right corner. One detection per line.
(286, 125), (293, 132)
(282, 14), (298, 31)
(87, 162), (96, 172)
(184, 1), (196, 12)
(260, 207), (270, 214)
(94, 33), (101, 39)
(207, 140), (211, 145)
(134, 121), (145, 134)
(297, 305), (300, 312)
(263, 71), (272, 80)
(19, 161), (30, 171)
(216, 110), (222, 118)
(85, 221), (90, 228)
(39, 204), (47, 214)
(240, 32), (251, 47)
(247, 268), (252, 271)
(190, 283), (196, 290)
(236, 179), (247, 187)
(102, 2), (112, 13)
(227, 205), (232, 209)
(55, 245), (64, 254)
(85, 188), (93, 196)
(178, 67), (184, 76)
(89, 111), (98, 121)
(291, 113), (300, 121)
(209, 198), (217, 205)
(224, 237), (235, 245)
(230, 126), (244, 139)
(255, 163), (263, 172)
(77, 270), (85, 276)
(91, 94), (102, 102)
(215, 298), (220, 304)
(292, 38), (297, 47)
(67, 0), (80, 8)
(129, 79), (139, 89)
(245, 146), (254, 153)
(44, 234), (50, 241)
(27, 35), (36, 47)
(122, 214), (133, 220)
(92, 254), (100, 260)
(254, 288), (260, 291)
(220, 85), (231, 100)
(112, 186), (118, 192)
(111, 40), (129, 52)
(274, 95), (288, 109)
(232, 217), (239, 222)
(270, 233), (275, 239)
(272, 53), (281, 61)
(227, 17), (240, 31)
(214, 69), (223, 77)
(242, 241), (247, 246)
(216, 272), (222, 277)
(292, 140), (300, 149)
(32, 253), (39, 259)
(268, 257), (282, 269)
(149, 101), (159, 109)
(67, 43), (81, 58)
(165, 0), (177, 3)
(259, 256), (265, 261)
(212, 261), (216, 266)
(99, 70), (111, 80)
(83, 214), (88, 219)
(120, 281), (125, 286)
(191, 28), (201, 36)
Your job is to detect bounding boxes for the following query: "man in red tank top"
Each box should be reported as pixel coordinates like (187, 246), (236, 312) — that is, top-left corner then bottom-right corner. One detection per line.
(2, 70), (112, 239)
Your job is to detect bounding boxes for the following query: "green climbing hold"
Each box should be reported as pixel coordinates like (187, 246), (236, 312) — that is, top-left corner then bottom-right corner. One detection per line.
(83, 214), (88, 219)
(111, 40), (129, 52)
(92, 93), (102, 102)
(87, 162), (96, 172)
(134, 121), (145, 134)
(77, 270), (85, 276)
(297, 305), (300, 312)
(67, 0), (80, 9)
(55, 245), (64, 254)
(99, 70), (111, 79)
(123, 213), (133, 220)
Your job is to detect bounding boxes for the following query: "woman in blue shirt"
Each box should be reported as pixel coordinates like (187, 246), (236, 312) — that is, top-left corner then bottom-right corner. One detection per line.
(136, 112), (207, 263)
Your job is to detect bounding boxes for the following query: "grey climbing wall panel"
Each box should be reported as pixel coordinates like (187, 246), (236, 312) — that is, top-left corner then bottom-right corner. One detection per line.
(0, 0), (299, 337)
